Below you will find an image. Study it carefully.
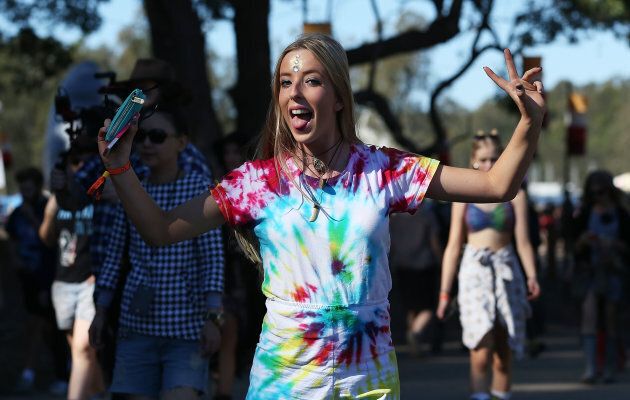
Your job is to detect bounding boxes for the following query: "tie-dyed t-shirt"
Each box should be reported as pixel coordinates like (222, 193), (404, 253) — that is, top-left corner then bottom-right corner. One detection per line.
(210, 143), (438, 398)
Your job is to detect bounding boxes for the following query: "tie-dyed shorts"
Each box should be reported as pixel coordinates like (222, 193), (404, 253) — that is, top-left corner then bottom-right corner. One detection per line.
(246, 298), (400, 399)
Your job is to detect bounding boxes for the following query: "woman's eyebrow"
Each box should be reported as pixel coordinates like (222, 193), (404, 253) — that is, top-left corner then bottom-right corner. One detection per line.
(301, 69), (322, 75)
(279, 68), (323, 76)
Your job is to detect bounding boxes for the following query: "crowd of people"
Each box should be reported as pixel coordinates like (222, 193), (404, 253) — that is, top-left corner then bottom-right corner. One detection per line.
(0, 33), (628, 400)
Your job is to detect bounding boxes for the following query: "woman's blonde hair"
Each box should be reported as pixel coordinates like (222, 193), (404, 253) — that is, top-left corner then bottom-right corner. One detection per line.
(258, 33), (360, 159)
(235, 33), (361, 265)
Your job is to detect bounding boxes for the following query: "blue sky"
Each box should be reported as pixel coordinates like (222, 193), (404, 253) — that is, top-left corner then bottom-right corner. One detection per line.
(5, 0), (629, 110)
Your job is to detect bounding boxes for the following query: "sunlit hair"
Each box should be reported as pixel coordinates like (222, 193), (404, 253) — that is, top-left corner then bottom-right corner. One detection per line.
(257, 33), (360, 162)
(235, 34), (361, 265)
(470, 129), (503, 168)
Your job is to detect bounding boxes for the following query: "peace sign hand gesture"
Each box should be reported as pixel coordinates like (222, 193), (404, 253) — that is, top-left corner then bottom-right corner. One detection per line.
(484, 49), (545, 124)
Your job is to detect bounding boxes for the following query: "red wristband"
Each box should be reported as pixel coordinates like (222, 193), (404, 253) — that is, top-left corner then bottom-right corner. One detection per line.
(107, 161), (131, 175)
(87, 161), (131, 200)
(439, 292), (450, 301)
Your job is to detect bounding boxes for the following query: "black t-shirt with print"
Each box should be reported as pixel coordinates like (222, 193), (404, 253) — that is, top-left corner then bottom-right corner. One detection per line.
(53, 204), (93, 283)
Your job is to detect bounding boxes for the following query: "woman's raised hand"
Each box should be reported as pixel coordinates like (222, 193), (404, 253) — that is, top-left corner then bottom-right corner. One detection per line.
(484, 49), (546, 124)
(97, 114), (139, 169)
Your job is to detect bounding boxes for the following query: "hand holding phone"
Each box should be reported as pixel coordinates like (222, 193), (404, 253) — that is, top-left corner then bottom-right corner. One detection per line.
(103, 89), (146, 154)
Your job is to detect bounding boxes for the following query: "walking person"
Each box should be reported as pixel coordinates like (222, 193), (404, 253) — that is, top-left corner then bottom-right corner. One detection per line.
(39, 143), (105, 400)
(75, 58), (214, 386)
(6, 167), (69, 395)
(389, 200), (443, 356)
(89, 107), (224, 399)
(96, 34), (545, 399)
(436, 130), (541, 400)
(571, 170), (630, 383)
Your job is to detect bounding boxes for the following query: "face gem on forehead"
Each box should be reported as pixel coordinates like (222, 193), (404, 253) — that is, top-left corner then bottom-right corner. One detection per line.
(291, 53), (303, 72)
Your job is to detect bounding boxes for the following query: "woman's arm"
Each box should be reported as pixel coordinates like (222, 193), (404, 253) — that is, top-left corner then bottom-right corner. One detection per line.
(512, 190), (541, 299)
(427, 49), (545, 203)
(97, 121), (225, 247)
(436, 202), (466, 319)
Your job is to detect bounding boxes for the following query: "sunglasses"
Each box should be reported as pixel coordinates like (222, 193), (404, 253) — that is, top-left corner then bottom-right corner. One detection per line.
(134, 128), (175, 144)
(473, 129), (499, 140)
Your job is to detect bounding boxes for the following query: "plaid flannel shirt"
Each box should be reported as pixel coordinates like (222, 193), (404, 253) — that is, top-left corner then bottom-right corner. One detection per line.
(96, 170), (224, 339)
(74, 143), (213, 276)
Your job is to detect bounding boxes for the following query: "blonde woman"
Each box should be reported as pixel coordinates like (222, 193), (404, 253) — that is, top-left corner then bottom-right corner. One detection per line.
(436, 131), (541, 400)
(96, 34), (544, 399)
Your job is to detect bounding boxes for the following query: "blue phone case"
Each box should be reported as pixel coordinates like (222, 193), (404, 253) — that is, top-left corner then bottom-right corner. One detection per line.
(104, 89), (146, 151)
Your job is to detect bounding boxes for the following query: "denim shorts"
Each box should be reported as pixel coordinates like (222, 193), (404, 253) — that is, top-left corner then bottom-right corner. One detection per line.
(110, 329), (208, 396)
(51, 279), (96, 330)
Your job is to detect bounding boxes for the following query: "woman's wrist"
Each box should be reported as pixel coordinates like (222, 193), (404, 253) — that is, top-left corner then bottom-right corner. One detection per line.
(439, 290), (450, 301)
(520, 114), (543, 130)
(106, 160), (131, 175)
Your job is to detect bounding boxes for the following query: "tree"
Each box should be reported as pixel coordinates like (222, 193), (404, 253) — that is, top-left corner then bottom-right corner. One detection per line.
(341, 0), (630, 157)
(1, 0), (629, 163)
(0, 0), (229, 169)
(518, 0), (630, 43)
(0, 28), (74, 185)
(143, 0), (223, 164)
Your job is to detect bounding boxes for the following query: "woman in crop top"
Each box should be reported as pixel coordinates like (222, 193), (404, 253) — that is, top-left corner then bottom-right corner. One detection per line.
(436, 130), (540, 400)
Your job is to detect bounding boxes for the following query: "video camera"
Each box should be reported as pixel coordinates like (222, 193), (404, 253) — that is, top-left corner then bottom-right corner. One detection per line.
(53, 71), (135, 141)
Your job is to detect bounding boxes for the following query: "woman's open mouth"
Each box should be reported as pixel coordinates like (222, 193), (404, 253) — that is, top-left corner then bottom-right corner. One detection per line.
(290, 108), (313, 131)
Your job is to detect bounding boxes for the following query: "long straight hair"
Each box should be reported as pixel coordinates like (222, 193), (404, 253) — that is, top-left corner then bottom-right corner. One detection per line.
(235, 33), (361, 265)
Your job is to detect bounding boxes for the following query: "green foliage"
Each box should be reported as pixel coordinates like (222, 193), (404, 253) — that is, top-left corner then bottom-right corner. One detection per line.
(518, 0), (630, 43)
(449, 79), (630, 177)
(0, 29), (72, 190)
(0, 28), (73, 92)
(0, 0), (110, 33)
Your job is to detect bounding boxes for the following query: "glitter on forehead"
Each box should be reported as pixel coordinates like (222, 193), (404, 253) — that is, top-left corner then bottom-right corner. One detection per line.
(291, 53), (303, 72)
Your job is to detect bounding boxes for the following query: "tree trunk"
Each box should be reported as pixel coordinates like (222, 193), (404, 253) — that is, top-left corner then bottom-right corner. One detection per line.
(143, 0), (222, 168)
(230, 0), (271, 141)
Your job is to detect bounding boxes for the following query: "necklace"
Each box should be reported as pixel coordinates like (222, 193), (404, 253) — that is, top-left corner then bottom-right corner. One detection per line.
(309, 137), (342, 178)
(306, 142), (345, 222)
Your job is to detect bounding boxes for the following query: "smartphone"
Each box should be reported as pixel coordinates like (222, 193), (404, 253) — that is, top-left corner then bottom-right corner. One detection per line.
(103, 89), (146, 154)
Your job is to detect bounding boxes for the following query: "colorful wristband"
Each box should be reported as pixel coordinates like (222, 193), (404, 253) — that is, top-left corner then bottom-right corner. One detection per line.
(107, 161), (131, 175)
(87, 161), (131, 200)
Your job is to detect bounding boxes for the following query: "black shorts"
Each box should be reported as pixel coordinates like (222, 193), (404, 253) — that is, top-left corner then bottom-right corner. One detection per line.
(397, 268), (439, 312)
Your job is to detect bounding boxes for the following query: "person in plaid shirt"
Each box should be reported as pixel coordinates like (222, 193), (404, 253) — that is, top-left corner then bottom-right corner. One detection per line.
(75, 142), (213, 277)
(89, 107), (223, 398)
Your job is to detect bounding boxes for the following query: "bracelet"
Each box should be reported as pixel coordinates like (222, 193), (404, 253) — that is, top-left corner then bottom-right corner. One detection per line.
(107, 161), (131, 175)
(439, 291), (450, 301)
(87, 161), (131, 200)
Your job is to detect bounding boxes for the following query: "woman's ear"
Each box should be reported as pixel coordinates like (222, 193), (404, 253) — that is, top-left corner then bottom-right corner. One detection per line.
(334, 99), (344, 112)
